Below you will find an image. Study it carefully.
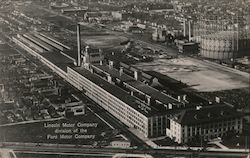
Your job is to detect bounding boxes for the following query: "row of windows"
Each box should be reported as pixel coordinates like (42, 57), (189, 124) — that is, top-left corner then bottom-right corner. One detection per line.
(68, 68), (148, 135)
(184, 125), (242, 137)
(185, 119), (242, 132)
(170, 120), (181, 139)
(91, 68), (148, 130)
(148, 116), (168, 137)
(184, 127), (242, 142)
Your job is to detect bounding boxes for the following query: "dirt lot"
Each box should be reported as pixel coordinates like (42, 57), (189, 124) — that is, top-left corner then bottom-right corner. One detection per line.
(134, 57), (249, 92)
(82, 35), (128, 49)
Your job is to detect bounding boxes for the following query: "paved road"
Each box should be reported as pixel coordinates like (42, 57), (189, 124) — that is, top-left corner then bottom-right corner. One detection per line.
(16, 152), (113, 158)
(3, 143), (249, 158)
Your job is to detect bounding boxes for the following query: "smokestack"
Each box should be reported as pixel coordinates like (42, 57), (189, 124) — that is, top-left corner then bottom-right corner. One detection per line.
(183, 20), (186, 37)
(188, 20), (191, 41)
(77, 23), (81, 66)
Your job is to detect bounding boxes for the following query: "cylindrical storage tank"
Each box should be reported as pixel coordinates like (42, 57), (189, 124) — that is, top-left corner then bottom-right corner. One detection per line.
(200, 31), (241, 59)
(201, 49), (234, 60)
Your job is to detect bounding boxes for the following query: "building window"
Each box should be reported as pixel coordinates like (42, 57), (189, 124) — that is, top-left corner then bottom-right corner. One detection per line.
(167, 119), (170, 129)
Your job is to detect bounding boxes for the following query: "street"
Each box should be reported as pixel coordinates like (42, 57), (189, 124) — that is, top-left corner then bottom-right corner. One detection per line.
(2, 143), (249, 158)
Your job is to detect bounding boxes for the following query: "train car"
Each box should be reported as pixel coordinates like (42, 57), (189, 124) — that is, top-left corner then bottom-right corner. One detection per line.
(17, 34), (45, 53)
(23, 34), (54, 52)
(112, 153), (153, 158)
(39, 33), (71, 50)
(34, 33), (65, 51)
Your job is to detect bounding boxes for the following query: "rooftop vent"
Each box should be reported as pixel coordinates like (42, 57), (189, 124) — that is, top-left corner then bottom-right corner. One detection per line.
(196, 105), (202, 110)
(215, 96), (221, 103)
(207, 112), (211, 118)
(220, 111), (224, 116)
(194, 114), (198, 120)
(109, 61), (114, 69)
(136, 101), (151, 113)
(119, 67), (123, 76)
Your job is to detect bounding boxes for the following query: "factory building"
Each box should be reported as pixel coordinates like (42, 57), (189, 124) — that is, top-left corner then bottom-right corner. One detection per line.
(12, 35), (74, 79)
(111, 12), (123, 21)
(82, 46), (104, 65)
(175, 39), (199, 54)
(11, 24), (244, 143)
(67, 66), (170, 138)
(90, 63), (183, 109)
(166, 105), (243, 144)
(152, 28), (167, 42)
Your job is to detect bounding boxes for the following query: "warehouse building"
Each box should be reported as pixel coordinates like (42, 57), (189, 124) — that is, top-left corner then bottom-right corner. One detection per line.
(12, 35), (74, 79)
(91, 63), (183, 109)
(67, 65), (173, 138)
(12, 28), (244, 142)
(166, 104), (243, 144)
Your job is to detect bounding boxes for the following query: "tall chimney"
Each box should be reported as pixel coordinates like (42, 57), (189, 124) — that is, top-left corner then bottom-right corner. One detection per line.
(183, 20), (186, 37)
(188, 20), (191, 41)
(77, 23), (81, 66)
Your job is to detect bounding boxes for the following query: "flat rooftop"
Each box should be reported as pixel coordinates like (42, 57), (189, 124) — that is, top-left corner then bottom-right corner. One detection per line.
(41, 52), (74, 72)
(17, 33), (75, 72)
(93, 64), (134, 82)
(176, 104), (243, 125)
(93, 64), (180, 106)
(60, 50), (77, 62)
(73, 66), (170, 117)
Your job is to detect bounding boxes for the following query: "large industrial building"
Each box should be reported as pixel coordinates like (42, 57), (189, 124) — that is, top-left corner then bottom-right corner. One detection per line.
(11, 23), (244, 144)
(67, 65), (172, 138)
(166, 104), (243, 143)
(192, 15), (250, 60)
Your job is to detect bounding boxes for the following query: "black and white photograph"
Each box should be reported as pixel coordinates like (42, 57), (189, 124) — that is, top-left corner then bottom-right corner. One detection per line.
(0, 0), (249, 157)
